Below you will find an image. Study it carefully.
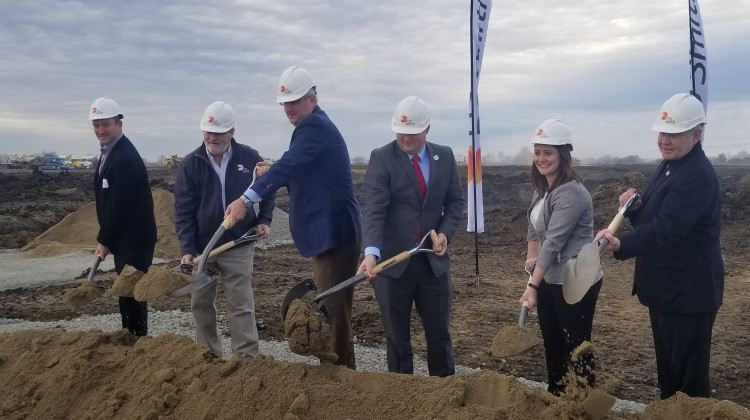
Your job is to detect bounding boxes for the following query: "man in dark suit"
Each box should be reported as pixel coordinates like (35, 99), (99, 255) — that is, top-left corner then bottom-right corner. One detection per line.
(357, 96), (465, 377)
(226, 67), (361, 368)
(90, 97), (157, 337)
(597, 93), (723, 399)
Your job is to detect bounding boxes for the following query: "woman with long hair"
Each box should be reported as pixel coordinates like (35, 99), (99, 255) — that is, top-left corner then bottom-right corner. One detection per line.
(520, 119), (601, 395)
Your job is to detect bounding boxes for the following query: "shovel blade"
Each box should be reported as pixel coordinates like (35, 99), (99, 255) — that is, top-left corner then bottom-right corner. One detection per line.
(562, 241), (601, 304)
(280, 279), (316, 321)
(168, 272), (217, 297)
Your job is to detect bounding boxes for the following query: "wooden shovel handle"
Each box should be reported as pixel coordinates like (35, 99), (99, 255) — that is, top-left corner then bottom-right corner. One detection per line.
(607, 213), (626, 234)
(193, 240), (236, 265)
(429, 230), (441, 251)
(372, 251), (411, 275)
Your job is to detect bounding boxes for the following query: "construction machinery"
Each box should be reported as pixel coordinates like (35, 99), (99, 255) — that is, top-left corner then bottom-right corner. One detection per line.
(2, 153), (71, 170)
(163, 155), (184, 170)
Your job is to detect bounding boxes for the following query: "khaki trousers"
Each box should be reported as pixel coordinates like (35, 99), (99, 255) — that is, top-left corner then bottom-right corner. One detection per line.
(191, 244), (258, 358)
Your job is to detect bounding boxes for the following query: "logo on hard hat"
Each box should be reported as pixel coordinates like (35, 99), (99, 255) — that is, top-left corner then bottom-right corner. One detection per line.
(536, 129), (549, 138)
(660, 112), (675, 125)
(280, 85), (286, 93)
(399, 115), (417, 126)
(208, 116), (215, 123)
(92, 107), (100, 115)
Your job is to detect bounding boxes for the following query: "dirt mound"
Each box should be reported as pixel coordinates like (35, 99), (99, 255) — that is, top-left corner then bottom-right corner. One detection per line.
(2, 329), (748, 419)
(20, 188), (180, 259)
(284, 296), (338, 363)
(134, 265), (193, 301)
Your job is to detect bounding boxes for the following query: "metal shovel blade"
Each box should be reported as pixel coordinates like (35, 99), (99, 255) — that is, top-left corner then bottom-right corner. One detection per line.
(280, 279), (317, 321)
(561, 193), (640, 304)
(562, 240), (602, 304)
(169, 216), (231, 297)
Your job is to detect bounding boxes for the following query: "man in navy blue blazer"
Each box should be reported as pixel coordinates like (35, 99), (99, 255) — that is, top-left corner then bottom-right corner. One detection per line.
(90, 97), (157, 337)
(597, 93), (724, 399)
(226, 67), (361, 368)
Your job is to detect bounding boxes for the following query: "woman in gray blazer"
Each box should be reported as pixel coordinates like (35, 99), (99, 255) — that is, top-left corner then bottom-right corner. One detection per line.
(519, 119), (600, 396)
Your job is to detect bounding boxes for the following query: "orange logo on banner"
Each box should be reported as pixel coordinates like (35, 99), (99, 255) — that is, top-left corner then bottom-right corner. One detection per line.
(467, 145), (483, 184)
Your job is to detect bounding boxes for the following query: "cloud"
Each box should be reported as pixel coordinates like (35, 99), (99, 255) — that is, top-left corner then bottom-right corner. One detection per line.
(0, 0), (748, 162)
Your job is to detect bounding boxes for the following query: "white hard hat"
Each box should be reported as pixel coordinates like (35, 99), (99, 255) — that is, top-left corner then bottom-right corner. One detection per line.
(88, 97), (123, 120)
(200, 101), (236, 133)
(651, 93), (706, 134)
(277, 66), (316, 103)
(391, 96), (431, 134)
(530, 119), (573, 151)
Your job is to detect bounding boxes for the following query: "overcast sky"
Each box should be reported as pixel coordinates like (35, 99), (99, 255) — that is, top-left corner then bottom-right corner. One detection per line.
(1, 0), (748, 163)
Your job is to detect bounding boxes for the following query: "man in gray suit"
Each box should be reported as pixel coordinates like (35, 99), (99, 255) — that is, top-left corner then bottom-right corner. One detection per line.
(358, 96), (465, 377)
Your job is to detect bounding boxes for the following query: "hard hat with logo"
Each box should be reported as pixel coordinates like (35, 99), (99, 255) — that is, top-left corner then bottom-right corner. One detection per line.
(277, 66), (316, 104)
(651, 93), (706, 134)
(200, 101), (236, 133)
(530, 119), (573, 151)
(391, 96), (431, 134)
(88, 97), (123, 120)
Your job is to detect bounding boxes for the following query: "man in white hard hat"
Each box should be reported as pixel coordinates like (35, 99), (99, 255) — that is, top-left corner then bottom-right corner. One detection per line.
(89, 97), (157, 336)
(226, 67), (362, 368)
(357, 96), (465, 377)
(597, 93), (723, 399)
(174, 101), (275, 358)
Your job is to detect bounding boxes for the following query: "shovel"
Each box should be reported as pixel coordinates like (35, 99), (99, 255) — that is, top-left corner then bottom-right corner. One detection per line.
(280, 229), (441, 321)
(88, 256), (102, 282)
(491, 268), (542, 357)
(172, 230), (263, 273)
(168, 215), (233, 297)
(169, 170), (260, 297)
(562, 193), (640, 304)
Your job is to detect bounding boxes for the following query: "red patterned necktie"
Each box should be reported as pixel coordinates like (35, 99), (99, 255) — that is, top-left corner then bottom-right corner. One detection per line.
(412, 155), (426, 199)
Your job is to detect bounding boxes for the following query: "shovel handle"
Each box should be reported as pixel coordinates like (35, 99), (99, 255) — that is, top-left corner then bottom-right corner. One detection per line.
(606, 213), (625, 234)
(429, 230), (443, 252)
(519, 301), (530, 326)
(312, 250), (413, 303)
(193, 240), (236, 265)
(373, 250), (411, 275)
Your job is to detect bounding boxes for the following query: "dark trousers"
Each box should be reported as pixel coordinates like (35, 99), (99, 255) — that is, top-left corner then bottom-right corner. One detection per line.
(113, 246), (154, 337)
(649, 309), (716, 399)
(537, 279), (601, 395)
(311, 242), (361, 369)
(372, 254), (455, 377)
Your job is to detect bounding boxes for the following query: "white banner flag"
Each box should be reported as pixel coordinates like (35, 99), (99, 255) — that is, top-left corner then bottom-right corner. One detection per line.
(689, 0), (708, 141)
(468, 0), (491, 233)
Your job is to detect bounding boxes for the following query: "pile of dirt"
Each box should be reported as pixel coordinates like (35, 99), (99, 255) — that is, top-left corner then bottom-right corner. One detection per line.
(20, 188), (180, 260)
(1, 329), (748, 420)
(284, 296), (339, 363)
(133, 265), (193, 301)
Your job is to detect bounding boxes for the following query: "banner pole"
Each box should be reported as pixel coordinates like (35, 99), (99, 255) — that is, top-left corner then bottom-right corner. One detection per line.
(469, 0), (480, 280)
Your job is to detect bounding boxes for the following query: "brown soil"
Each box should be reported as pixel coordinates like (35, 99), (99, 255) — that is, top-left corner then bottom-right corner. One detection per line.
(1, 165), (750, 419)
